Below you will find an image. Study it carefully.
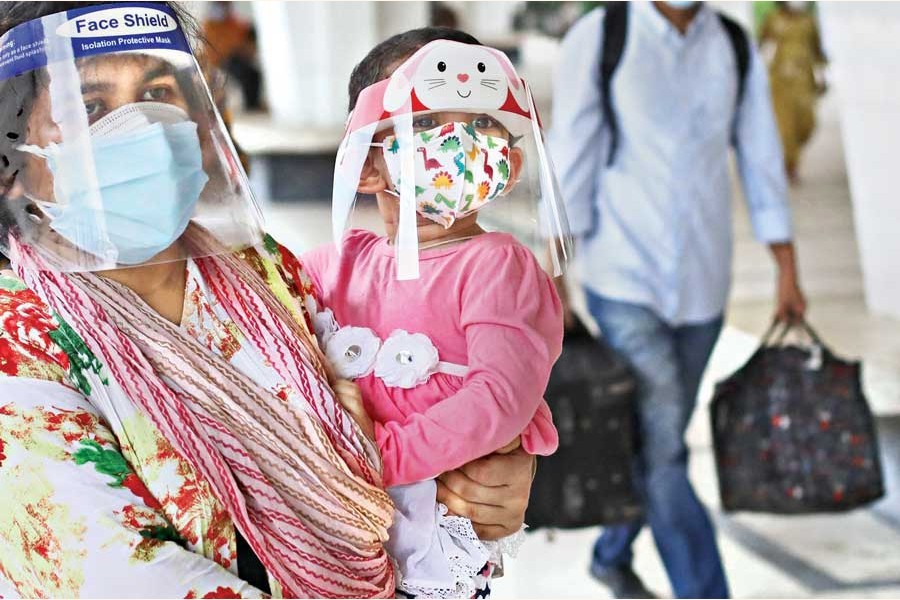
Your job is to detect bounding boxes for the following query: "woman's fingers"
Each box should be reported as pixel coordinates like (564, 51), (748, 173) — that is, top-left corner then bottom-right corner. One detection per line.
(436, 448), (535, 541)
(437, 468), (501, 506)
(436, 479), (518, 540)
(460, 446), (533, 488)
(472, 523), (513, 541)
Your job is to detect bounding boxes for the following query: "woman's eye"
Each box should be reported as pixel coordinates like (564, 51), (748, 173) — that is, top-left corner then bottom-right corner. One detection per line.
(83, 99), (105, 120)
(141, 86), (171, 102)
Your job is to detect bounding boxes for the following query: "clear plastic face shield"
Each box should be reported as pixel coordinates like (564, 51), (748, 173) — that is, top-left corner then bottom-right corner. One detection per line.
(333, 40), (572, 280)
(0, 2), (264, 272)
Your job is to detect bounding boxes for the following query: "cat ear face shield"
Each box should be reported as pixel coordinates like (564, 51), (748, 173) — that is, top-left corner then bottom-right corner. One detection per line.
(333, 40), (572, 280)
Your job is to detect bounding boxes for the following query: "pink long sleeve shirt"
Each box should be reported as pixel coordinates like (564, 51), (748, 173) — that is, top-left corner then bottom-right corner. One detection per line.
(302, 230), (562, 487)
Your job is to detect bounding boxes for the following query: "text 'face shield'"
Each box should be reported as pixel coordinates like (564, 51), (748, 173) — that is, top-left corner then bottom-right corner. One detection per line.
(333, 40), (572, 280)
(0, 2), (264, 272)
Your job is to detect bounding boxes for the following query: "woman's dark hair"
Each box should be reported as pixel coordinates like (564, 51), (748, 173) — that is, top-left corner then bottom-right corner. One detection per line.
(347, 27), (481, 112)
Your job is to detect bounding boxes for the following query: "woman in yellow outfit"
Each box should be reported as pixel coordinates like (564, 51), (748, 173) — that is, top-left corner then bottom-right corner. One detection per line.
(760, 2), (827, 185)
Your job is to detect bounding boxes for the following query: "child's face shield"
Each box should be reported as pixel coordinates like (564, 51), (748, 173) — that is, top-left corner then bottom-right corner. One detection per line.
(333, 39), (572, 280)
(0, 3), (264, 272)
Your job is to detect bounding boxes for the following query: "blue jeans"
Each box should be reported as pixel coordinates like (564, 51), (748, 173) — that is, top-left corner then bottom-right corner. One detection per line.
(586, 291), (729, 599)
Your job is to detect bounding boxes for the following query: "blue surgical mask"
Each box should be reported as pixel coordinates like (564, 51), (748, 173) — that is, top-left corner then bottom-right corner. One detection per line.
(19, 103), (208, 266)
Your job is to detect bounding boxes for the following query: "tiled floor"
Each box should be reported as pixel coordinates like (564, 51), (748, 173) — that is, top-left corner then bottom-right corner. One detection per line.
(258, 94), (900, 598)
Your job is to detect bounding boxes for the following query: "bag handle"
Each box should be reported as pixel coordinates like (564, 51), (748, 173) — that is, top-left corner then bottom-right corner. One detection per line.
(760, 317), (828, 355)
(772, 318), (825, 347)
(760, 319), (791, 347)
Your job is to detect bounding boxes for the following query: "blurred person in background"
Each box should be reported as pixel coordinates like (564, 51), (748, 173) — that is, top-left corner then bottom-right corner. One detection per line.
(760, 1), (828, 185)
(429, 2), (460, 29)
(202, 1), (263, 111)
(550, 1), (807, 598)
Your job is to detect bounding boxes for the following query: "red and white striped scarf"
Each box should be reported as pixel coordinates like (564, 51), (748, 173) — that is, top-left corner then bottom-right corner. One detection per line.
(13, 230), (395, 598)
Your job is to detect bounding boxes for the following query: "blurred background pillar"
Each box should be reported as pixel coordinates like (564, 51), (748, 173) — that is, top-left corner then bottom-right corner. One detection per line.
(252, 1), (428, 128)
(818, 2), (900, 320)
(253, 1), (373, 127)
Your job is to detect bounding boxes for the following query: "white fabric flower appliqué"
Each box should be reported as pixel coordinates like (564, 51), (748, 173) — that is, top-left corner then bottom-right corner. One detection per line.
(375, 330), (440, 389)
(325, 326), (381, 379)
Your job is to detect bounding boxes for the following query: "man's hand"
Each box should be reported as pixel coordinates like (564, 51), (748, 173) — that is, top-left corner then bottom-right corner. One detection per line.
(436, 443), (534, 541)
(770, 242), (807, 323)
(332, 379), (375, 442)
(776, 270), (807, 323)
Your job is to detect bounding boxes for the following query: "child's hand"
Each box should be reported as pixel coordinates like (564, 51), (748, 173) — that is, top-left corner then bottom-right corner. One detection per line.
(333, 379), (375, 442)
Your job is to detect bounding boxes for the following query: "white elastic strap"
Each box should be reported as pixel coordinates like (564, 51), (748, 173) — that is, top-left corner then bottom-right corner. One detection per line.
(525, 82), (569, 277)
(15, 143), (51, 158)
(436, 361), (469, 378)
(395, 110), (420, 280)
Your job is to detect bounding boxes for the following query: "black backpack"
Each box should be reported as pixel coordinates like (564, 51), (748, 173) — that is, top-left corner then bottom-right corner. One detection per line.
(600, 3), (751, 165)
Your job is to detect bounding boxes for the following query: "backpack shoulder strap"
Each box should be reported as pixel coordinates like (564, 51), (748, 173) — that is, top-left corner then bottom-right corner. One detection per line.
(601, 3), (629, 166)
(717, 12), (750, 141)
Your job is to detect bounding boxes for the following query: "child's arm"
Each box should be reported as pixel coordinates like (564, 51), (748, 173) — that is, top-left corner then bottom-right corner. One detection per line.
(333, 379), (376, 443)
(376, 244), (563, 487)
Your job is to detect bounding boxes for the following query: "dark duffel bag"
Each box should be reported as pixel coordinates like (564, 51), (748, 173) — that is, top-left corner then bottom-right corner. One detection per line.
(526, 316), (643, 529)
(711, 319), (885, 514)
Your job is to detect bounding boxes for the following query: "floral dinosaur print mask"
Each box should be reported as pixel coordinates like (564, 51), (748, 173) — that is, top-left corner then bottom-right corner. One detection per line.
(379, 121), (512, 228)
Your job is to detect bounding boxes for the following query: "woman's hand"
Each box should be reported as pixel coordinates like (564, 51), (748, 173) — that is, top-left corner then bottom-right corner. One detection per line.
(436, 438), (535, 541)
(333, 379), (375, 442)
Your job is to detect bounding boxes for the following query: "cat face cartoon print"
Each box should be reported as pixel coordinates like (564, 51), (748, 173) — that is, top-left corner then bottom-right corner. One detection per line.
(383, 40), (526, 113)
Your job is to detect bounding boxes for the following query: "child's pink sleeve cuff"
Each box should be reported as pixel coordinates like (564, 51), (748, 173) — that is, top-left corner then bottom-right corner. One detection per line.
(522, 399), (559, 456)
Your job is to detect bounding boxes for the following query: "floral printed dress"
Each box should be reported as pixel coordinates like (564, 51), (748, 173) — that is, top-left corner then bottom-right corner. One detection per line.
(0, 236), (320, 599)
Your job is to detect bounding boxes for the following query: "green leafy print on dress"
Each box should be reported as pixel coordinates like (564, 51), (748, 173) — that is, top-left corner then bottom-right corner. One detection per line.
(0, 273), (28, 292)
(73, 439), (185, 545)
(48, 315), (108, 396)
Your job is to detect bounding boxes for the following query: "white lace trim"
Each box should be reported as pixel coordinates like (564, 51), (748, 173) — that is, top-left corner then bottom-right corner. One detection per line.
(395, 503), (488, 599)
(485, 525), (527, 563)
(395, 506), (527, 599)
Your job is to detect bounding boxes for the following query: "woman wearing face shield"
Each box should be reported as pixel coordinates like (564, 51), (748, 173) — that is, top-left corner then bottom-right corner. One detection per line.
(0, 3), (536, 598)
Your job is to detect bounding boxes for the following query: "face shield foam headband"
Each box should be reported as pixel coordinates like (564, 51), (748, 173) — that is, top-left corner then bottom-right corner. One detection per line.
(332, 39), (572, 281)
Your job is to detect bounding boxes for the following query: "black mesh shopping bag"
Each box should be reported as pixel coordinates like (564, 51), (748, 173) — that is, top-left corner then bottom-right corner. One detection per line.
(526, 317), (643, 529)
(711, 319), (885, 514)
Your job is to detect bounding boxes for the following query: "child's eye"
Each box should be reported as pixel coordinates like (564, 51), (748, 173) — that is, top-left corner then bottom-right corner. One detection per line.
(413, 116), (438, 130)
(471, 115), (499, 130)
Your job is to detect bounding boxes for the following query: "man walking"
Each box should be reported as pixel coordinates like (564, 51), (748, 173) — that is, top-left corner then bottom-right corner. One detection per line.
(549, 2), (807, 598)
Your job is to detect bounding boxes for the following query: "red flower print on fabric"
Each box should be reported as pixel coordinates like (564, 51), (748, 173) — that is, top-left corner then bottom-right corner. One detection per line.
(184, 586), (242, 599)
